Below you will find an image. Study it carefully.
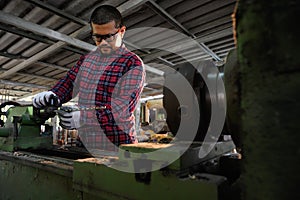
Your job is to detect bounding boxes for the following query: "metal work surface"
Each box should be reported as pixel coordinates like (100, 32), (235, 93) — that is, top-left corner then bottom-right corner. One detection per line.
(73, 158), (221, 200)
(120, 140), (235, 171)
(0, 151), (78, 200)
(0, 147), (227, 200)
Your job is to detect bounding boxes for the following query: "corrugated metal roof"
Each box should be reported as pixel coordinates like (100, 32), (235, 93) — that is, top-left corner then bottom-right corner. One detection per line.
(0, 0), (236, 101)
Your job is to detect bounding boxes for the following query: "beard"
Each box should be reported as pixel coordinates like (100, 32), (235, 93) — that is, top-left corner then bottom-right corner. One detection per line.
(98, 45), (114, 55)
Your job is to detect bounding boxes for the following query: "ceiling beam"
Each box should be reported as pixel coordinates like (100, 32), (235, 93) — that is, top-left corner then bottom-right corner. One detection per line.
(0, 24), (86, 55)
(0, 23), (51, 44)
(0, 42), (64, 78)
(79, 0), (147, 20)
(145, 0), (222, 62)
(142, 28), (233, 63)
(36, 61), (69, 71)
(0, 89), (29, 95)
(124, 36), (175, 68)
(116, 0), (149, 16)
(23, 0), (88, 26)
(0, 51), (70, 72)
(0, 79), (49, 89)
(0, 11), (95, 52)
(16, 91), (40, 100)
(0, 24), (90, 78)
(146, 0), (192, 37)
(0, 68), (56, 82)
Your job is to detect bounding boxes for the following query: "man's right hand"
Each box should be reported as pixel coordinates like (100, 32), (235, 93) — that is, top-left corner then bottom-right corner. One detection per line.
(33, 91), (60, 108)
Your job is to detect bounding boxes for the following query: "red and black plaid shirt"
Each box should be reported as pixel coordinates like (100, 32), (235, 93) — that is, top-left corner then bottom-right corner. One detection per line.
(51, 46), (145, 148)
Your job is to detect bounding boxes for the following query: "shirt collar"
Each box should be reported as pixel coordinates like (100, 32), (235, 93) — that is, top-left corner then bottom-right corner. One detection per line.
(114, 44), (128, 56)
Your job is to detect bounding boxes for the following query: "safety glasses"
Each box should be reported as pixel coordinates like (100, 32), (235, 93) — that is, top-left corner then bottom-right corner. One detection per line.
(91, 30), (119, 42)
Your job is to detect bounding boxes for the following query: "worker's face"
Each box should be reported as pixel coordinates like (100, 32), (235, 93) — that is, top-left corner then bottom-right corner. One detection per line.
(91, 21), (126, 55)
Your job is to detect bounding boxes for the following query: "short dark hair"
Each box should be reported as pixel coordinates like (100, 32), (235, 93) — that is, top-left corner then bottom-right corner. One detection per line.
(89, 5), (124, 28)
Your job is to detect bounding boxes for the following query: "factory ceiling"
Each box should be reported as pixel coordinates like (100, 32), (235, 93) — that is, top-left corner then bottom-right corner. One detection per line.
(0, 0), (237, 102)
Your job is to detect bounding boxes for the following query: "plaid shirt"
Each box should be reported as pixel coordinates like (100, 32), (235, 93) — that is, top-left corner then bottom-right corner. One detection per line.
(51, 46), (145, 149)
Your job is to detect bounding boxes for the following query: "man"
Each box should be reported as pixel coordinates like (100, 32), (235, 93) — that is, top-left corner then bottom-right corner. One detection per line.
(33, 5), (145, 151)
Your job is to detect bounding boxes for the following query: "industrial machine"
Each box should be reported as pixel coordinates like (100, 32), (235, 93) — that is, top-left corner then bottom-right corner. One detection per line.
(0, 60), (241, 200)
(0, 101), (56, 151)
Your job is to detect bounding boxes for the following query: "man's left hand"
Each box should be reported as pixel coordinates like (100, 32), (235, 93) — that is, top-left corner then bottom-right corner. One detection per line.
(57, 106), (81, 129)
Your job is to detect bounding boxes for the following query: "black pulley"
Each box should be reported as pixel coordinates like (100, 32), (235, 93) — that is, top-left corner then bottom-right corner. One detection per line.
(163, 61), (212, 142)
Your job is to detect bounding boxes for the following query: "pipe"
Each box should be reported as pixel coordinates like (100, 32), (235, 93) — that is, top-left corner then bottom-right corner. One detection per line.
(0, 127), (12, 137)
